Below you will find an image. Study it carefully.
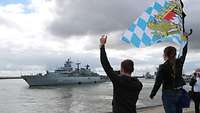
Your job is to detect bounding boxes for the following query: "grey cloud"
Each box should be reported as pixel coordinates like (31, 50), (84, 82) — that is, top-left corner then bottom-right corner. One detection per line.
(48, 0), (153, 37)
(84, 31), (131, 50)
(0, 47), (123, 76)
(48, 0), (200, 50)
(184, 0), (200, 49)
(183, 59), (200, 74)
(0, 16), (19, 28)
(1, 0), (200, 76)
(0, 45), (199, 76)
(186, 24), (200, 50)
(0, 16), (8, 26)
(0, 43), (124, 72)
(0, 50), (99, 71)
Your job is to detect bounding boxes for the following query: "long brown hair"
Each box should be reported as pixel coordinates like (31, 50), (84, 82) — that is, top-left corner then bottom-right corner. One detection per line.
(164, 46), (177, 78)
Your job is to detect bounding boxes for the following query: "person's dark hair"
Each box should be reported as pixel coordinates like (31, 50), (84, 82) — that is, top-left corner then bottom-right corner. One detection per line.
(164, 46), (176, 59)
(121, 59), (134, 74)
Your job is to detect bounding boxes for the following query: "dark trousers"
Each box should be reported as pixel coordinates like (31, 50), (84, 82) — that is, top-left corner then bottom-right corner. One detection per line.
(162, 90), (183, 113)
(193, 92), (200, 113)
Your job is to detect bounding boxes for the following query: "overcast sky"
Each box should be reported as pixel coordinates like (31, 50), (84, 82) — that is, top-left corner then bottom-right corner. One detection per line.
(0, 0), (199, 76)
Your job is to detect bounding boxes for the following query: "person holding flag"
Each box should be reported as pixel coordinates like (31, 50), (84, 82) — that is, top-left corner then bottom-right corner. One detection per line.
(145, 0), (191, 112)
(149, 33), (189, 113)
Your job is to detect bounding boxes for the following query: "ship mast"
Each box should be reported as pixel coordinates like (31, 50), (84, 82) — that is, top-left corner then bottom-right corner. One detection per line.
(76, 62), (81, 71)
(85, 64), (90, 70)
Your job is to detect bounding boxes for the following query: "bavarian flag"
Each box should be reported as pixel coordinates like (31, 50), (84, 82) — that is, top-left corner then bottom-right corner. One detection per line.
(122, 0), (187, 48)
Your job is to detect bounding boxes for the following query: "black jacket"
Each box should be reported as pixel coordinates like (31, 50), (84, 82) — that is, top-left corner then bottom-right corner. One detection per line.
(100, 45), (143, 113)
(150, 42), (188, 97)
(189, 76), (197, 92)
(190, 78), (197, 86)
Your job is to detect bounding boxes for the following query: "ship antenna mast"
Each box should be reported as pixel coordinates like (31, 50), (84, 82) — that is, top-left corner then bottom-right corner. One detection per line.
(85, 64), (90, 70)
(76, 62), (81, 71)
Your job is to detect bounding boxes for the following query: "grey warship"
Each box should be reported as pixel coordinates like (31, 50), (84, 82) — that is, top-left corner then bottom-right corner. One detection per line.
(21, 59), (106, 86)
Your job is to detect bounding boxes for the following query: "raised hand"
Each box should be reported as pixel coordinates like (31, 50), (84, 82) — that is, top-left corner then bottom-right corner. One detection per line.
(100, 35), (107, 45)
(183, 29), (192, 40)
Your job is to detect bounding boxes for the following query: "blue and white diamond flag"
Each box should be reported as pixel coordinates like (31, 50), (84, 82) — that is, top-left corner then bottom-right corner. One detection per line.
(122, 0), (187, 48)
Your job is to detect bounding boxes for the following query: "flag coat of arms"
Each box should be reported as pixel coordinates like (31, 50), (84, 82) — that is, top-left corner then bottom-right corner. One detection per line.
(122, 0), (187, 48)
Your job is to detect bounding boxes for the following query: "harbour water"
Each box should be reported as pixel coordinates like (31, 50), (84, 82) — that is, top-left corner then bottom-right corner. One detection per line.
(0, 79), (163, 113)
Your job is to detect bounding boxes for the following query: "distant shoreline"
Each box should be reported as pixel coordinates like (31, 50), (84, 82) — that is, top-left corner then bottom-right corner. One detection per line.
(0, 76), (22, 79)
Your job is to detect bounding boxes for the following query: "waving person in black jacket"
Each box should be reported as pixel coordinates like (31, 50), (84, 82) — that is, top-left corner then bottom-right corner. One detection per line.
(99, 35), (143, 113)
(150, 33), (189, 113)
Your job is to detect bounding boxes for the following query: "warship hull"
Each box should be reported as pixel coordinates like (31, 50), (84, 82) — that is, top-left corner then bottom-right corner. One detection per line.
(21, 58), (107, 86)
(22, 75), (106, 86)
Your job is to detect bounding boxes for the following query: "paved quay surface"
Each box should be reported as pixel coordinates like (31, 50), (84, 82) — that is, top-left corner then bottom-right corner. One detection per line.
(138, 106), (194, 113)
